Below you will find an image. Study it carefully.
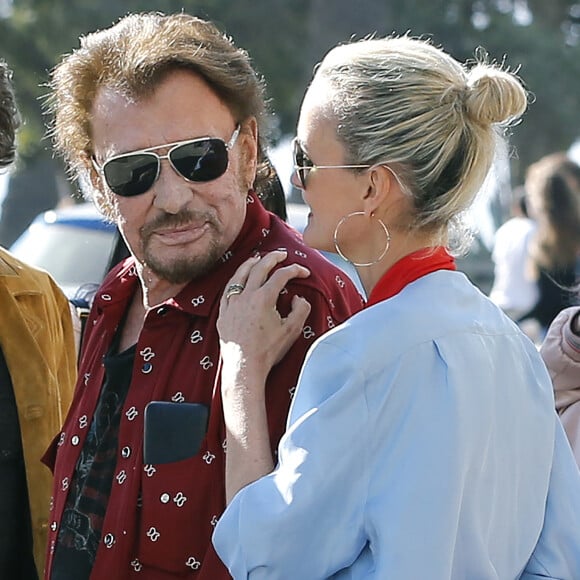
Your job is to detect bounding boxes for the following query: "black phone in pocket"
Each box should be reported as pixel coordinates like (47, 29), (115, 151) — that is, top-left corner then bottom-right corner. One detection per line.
(143, 401), (209, 465)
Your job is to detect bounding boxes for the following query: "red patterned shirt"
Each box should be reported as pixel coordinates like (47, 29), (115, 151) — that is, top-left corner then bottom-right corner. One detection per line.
(43, 194), (364, 579)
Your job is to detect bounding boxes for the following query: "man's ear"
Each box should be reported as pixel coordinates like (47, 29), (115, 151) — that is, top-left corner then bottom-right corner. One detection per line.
(80, 152), (102, 191)
(79, 153), (115, 219)
(239, 117), (258, 188)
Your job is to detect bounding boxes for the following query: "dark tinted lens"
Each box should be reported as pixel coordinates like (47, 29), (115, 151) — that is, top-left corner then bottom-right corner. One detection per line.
(170, 138), (229, 183)
(293, 139), (312, 189)
(103, 154), (159, 197)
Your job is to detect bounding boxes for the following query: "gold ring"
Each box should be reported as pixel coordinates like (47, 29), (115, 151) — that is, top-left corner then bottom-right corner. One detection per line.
(225, 283), (245, 300)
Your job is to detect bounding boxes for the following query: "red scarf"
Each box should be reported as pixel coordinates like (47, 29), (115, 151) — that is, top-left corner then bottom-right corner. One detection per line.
(367, 246), (456, 307)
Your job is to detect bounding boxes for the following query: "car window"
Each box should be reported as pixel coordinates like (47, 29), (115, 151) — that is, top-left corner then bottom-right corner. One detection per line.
(10, 222), (116, 297)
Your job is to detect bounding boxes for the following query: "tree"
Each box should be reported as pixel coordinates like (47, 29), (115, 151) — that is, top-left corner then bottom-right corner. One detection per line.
(0, 0), (578, 242)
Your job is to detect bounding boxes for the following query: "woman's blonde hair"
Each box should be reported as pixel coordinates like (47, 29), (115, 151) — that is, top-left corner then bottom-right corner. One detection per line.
(312, 36), (527, 245)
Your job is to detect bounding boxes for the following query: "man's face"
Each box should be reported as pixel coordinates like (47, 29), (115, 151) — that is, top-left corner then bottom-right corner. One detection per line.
(91, 70), (257, 285)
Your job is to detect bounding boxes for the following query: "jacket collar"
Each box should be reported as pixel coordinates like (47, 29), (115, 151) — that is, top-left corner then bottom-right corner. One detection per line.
(0, 250), (22, 277)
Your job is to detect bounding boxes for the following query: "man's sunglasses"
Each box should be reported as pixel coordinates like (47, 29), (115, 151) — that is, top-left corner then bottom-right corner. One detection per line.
(292, 138), (372, 190)
(93, 125), (241, 197)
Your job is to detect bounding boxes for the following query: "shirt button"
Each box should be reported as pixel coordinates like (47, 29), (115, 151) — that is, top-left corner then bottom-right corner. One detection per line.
(160, 493), (170, 504)
(121, 446), (131, 459)
(71, 436), (80, 446)
(142, 363), (153, 374)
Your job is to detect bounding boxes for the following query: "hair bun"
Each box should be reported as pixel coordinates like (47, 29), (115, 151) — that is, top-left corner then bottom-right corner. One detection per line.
(464, 64), (527, 127)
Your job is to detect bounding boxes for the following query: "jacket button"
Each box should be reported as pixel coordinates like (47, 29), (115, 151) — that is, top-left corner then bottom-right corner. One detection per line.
(103, 533), (115, 548)
(160, 493), (170, 504)
(24, 405), (44, 420)
(50, 521), (58, 532)
(142, 363), (153, 374)
(71, 436), (80, 446)
(121, 446), (131, 459)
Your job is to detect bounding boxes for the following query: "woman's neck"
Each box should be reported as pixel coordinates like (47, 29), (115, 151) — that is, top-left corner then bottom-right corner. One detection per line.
(356, 232), (438, 297)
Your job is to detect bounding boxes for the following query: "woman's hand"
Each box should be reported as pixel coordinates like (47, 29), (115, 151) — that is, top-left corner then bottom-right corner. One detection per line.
(218, 250), (311, 502)
(218, 250), (312, 383)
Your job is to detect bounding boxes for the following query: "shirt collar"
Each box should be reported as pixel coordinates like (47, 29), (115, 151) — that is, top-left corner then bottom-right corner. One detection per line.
(366, 246), (456, 307)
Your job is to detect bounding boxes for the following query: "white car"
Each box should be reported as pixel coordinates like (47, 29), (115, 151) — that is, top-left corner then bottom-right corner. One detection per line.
(9, 203), (125, 300)
(9, 201), (364, 301)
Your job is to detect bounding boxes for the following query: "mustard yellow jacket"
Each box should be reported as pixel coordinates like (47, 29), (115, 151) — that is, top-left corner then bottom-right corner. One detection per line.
(0, 247), (76, 575)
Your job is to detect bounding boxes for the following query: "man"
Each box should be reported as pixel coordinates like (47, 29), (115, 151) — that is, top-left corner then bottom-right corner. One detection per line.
(0, 60), (77, 578)
(42, 13), (364, 579)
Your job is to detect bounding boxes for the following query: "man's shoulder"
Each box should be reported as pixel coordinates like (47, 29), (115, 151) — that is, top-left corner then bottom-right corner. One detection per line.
(267, 219), (356, 282)
(265, 219), (364, 310)
(99, 256), (136, 289)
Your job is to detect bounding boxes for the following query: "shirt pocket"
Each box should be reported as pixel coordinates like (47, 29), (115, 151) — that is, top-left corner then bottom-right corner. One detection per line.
(136, 454), (215, 574)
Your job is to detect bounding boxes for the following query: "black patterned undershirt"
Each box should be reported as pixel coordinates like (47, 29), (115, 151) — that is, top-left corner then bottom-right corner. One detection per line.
(51, 340), (136, 580)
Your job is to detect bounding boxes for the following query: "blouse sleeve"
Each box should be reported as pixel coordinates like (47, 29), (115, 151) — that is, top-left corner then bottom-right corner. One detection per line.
(213, 336), (371, 579)
(521, 418), (580, 579)
(262, 279), (362, 457)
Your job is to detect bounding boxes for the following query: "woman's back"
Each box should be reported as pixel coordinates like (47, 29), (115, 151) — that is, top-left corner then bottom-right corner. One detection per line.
(216, 270), (580, 578)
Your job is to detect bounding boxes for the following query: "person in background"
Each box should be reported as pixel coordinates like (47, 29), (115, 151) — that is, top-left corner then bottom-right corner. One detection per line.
(212, 36), (580, 578)
(540, 305), (580, 468)
(0, 59), (77, 579)
(42, 12), (363, 580)
(256, 162), (288, 221)
(489, 184), (538, 320)
(518, 153), (580, 336)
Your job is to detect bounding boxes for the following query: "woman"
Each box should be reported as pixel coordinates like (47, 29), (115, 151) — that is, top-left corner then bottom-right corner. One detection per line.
(518, 153), (580, 337)
(541, 306), (580, 467)
(212, 36), (580, 578)
(489, 185), (539, 322)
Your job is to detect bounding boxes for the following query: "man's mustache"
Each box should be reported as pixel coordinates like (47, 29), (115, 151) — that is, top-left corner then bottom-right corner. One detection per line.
(141, 209), (217, 238)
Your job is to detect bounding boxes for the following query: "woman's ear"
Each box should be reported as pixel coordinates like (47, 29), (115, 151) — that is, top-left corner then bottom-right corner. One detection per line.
(362, 164), (398, 215)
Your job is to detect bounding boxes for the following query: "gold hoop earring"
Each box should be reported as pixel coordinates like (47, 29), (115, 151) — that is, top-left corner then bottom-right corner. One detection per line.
(333, 211), (390, 267)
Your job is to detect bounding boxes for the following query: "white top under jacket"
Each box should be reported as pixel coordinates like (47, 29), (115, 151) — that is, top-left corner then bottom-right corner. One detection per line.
(490, 216), (538, 318)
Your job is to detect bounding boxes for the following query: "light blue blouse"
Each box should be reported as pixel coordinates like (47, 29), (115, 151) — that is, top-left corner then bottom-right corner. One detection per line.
(213, 271), (580, 579)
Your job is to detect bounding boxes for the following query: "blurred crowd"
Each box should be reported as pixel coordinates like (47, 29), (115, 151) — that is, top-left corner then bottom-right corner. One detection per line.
(490, 152), (580, 343)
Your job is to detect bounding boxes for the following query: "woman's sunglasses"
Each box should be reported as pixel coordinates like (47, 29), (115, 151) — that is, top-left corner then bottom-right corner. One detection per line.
(292, 138), (372, 190)
(93, 125), (241, 197)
